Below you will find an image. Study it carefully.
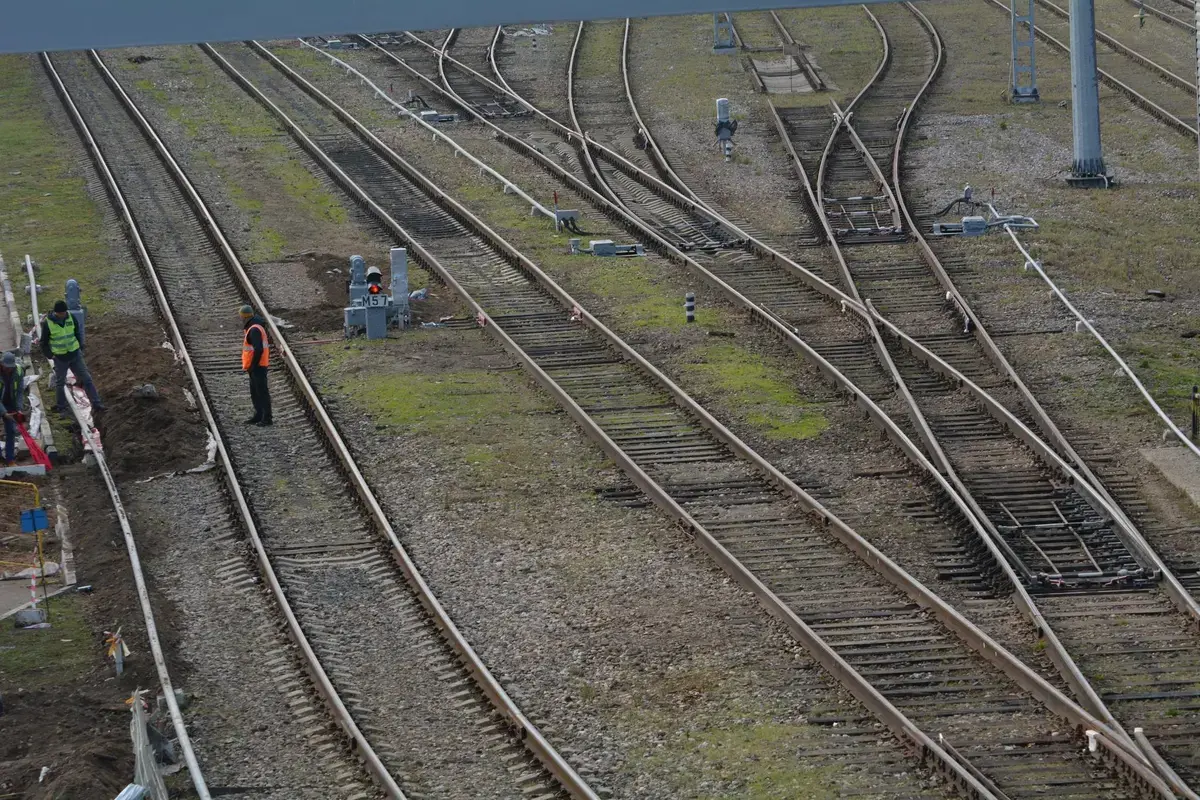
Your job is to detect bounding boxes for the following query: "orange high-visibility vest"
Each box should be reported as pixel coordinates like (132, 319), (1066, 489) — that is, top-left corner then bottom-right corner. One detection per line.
(242, 323), (269, 370)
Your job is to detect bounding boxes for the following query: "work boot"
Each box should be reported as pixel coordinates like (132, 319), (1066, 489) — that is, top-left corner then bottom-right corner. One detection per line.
(256, 418), (273, 427)
(244, 416), (261, 425)
(93, 403), (107, 412)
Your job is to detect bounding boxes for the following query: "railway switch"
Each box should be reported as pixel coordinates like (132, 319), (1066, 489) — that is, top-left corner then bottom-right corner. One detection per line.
(715, 98), (737, 160)
(343, 248), (410, 339)
(569, 239), (644, 257)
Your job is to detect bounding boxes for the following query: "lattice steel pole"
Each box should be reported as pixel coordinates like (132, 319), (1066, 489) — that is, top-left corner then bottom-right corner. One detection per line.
(1011, 0), (1040, 102)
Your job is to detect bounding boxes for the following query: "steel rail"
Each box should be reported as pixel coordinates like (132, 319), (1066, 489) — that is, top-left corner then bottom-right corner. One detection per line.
(557, 24), (628, 211)
(730, 7), (1176, 781)
(768, 10), (828, 91)
(41, 49), (388, 799)
(613, 20), (703, 204)
(45, 47), (411, 799)
(296, 38), (555, 221)
(271, 26), (1182, 795)
(1033, 0), (1195, 91)
(199, 40), (600, 800)
(720, 8), (1191, 792)
(409, 28), (864, 309)
(432, 17), (1190, 786)
(209, 38), (1000, 798)
(406, 15), (1189, 629)
(981, 0), (1196, 135)
(893, 1), (1200, 628)
(820, 7), (1194, 790)
(416, 15), (1200, 639)
(57, 39), (592, 799)
(33, 64), (217, 800)
(210, 34), (1183, 798)
(824, 8), (1199, 789)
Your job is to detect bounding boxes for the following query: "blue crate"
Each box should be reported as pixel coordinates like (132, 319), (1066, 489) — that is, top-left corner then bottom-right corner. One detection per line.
(20, 507), (48, 533)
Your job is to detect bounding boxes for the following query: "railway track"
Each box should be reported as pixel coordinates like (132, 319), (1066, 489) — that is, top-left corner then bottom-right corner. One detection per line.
(46, 45), (593, 800)
(326, 25), (1200, 796)
(735, 4), (1200, 792)
(980, 0), (1197, 136)
(388, 5), (1200, 794)
(155, 30), (1200, 799)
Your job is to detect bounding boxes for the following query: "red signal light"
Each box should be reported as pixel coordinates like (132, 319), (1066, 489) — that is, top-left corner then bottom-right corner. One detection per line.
(368, 284), (382, 294)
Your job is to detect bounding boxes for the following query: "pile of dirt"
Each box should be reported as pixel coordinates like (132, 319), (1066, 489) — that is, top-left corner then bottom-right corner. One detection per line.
(2, 690), (133, 799)
(83, 316), (207, 479)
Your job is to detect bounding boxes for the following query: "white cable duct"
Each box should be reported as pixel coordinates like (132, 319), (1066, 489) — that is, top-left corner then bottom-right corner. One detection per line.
(63, 388), (212, 800)
(988, 203), (1200, 459)
(295, 38), (555, 222)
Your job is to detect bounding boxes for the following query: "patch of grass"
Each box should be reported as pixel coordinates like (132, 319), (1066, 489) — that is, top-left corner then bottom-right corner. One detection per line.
(267, 142), (348, 226)
(629, 16), (751, 121)
(319, 335), (605, 496)
(450, 180), (709, 330)
(1123, 326), (1200, 416)
(575, 20), (625, 82)
(0, 55), (122, 318)
(122, 46), (352, 261)
(323, 348), (547, 436)
(585, 259), (719, 329)
(686, 341), (828, 440)
(0, 594), (95, 689)
(772, 6), (883, 107)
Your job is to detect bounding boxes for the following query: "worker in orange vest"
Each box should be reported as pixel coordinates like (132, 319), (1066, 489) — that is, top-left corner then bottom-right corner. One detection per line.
(240, 304), (271, 426)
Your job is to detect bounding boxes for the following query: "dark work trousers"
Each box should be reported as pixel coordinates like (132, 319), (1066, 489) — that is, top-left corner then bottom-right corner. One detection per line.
(248, 365), (271, 423)
(53, 350), (102, 412)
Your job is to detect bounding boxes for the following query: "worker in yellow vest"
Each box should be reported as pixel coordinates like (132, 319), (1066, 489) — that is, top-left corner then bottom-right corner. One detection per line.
(240, 304), (271, 426)
(40, 300), (104, 415)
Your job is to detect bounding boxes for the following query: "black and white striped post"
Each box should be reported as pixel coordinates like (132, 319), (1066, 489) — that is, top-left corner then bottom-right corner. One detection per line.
(685, 292), (696, 323)
(1191, 385), (1198, 440)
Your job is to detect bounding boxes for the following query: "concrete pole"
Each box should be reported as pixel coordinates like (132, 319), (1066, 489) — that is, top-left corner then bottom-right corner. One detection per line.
(1068, 0), (1109, 184)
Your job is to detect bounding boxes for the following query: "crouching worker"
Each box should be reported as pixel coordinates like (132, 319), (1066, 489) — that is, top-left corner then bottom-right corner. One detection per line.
(0, 352), (24, 466)
(41, 299), (104, 415)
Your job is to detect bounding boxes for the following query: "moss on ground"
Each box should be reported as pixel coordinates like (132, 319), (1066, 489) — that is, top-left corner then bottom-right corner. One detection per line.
(641, 720), (839, 799)
(0, 55), (122, 318)
(326, 356), (547, 435)
(0, 594), (95, 689)
(686, 341), (828, 440)
(452, 181), (715, 330)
